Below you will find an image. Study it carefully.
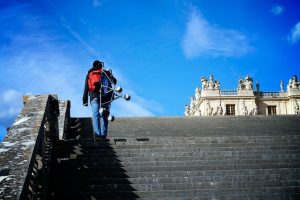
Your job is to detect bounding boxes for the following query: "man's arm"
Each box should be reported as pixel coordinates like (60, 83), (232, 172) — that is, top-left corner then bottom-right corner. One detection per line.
(82, 74), (89, 106)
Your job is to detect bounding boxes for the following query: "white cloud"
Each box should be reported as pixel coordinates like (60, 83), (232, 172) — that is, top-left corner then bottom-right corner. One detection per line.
(0, 3), (162, 123)
(270, 5), (284, 16)
(182, 6), (252, 58)
(93, 0), (103, 7)
(287, 22), (300, 44)
(0, 89), (23, 120)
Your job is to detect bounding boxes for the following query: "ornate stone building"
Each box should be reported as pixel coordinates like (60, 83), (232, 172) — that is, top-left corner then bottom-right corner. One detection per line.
(185, 74), (300, 116)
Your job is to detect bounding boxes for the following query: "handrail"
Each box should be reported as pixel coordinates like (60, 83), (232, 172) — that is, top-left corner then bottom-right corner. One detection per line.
(0, 95), (59, 199)
(19, 95), (59, 199)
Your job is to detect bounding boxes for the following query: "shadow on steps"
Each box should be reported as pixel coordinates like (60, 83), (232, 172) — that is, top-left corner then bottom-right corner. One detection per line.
(48, 118), (140, 200)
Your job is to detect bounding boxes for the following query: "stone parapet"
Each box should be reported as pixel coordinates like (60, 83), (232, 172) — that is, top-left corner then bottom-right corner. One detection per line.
(58, 100), (71, 140)
(0, 94), (59, 199)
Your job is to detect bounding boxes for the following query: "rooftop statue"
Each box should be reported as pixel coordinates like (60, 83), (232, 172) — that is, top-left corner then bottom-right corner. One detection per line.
(201, 74), (220, 90)
(287, 75), (300, 90)
(256, 81), (260, 91)
(184, 105), (190, 116)
(201, 76), (208, 90)
(194, 86), (201, 100)
(237, 75), (253, 90)
(280, 81), (284, 92)
(186, 73), (299, 116)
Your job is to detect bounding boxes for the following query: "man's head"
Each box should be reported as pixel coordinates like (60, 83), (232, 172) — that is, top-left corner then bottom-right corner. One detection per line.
(93, 60), (103, 68)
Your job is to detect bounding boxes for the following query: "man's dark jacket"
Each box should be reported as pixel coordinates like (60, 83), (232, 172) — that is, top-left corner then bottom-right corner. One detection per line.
(83, 66), (117, 106)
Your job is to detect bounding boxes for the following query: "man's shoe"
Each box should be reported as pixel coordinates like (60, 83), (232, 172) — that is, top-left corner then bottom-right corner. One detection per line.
(95, 135), (102, 140)
(101, 135), (109, 141)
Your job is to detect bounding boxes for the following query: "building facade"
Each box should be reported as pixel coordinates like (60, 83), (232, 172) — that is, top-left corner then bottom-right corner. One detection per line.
(185, 74), (300, 116)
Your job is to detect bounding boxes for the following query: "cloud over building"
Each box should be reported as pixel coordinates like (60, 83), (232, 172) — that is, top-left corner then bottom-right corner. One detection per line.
(182, 6), (252, 59)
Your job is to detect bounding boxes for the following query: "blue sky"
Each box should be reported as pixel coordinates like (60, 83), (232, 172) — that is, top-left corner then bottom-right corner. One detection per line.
(0, 0), (300, 141)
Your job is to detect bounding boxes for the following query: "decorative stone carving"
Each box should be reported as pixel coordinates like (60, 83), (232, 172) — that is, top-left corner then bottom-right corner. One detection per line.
(186, 73), (299, 116)
(189, 96), (195, 110)
(194, 86), (201, 100)
(294, 100), (299, 115)
(287, 75), (300, 90)
(194, 107), (201, 116)
(201, 77), (208, 90)
(280, 81), (284, 92)
(256, 81), (260, 91)
(206, 101), (213, 116)
(201, 74), (220, 90)
(217, 104), (223, 116)
(241, 101), (248, 115)
(253, 106), (258, 115)
(215, 81), (220, 90)
(238, 75), (253, 90)
(184, 105), (190, 116)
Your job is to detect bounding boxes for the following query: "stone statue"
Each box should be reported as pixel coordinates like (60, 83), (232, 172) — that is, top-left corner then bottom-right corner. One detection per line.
(215, 80), (220, 90)
(241, 101), (248, 115)
(189, 96), (195, 110)
(238, 75), (253, 90)
(294, 100), (300, 115)
(252, 105), (258, 115)
(194, 107), (201, 116)
(238, 79), (245, 90)
(195, 86), (201, 100)
(280, 81), (284, 92)
(287, 78), (293, 91)
(208, 74), (215, 89)
(245, 75), (253, 90)
(184, 105), (190, 116)
(217, 104), (223, 116)
(206, 102), (213, 116)
(256, 81), (260, 91)
(201, 77), (208, 90)
(287, 75), (299, 90)
(291, 75), (298, 89)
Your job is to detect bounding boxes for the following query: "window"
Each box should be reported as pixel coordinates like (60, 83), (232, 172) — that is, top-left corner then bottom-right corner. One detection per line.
(226, 104), (235, 115)
(267, 106), (276, 115)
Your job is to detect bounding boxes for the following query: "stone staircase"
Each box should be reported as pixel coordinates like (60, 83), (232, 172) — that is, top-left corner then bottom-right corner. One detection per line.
(48, 116), (300, 199)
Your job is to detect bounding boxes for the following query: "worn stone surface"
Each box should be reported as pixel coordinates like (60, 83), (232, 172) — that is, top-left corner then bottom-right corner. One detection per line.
(0, 95), (56, 199)
(48, 116), (300, 199)
(58, 100), (70, 140)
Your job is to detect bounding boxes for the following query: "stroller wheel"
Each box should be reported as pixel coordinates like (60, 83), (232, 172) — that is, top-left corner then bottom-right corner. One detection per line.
(115, 86), (123, 93)
(108, 115), (115, 121)
(124, 94), (131, 101)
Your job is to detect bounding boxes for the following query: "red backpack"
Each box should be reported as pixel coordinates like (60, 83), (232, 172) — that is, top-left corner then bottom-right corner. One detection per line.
(88, 69), (102, 91)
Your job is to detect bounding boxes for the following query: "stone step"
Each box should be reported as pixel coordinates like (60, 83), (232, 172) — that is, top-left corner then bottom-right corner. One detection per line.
(56, 135), (300, 146)
(51, 172), (299, 185)
(53, 141), (300, 153)
(134, 195), (296, 200)
(53, 162), (300, 173)
(53, 144), (300, 154)
(51, 179), (300, 192)
(54, 149), (300, 159)
(50, 186), (300, 199)
(53, 168), (300, 179)
(106, 116), (300, 137)
(56, 152), (299, 163)
(56, 158), (299, 169)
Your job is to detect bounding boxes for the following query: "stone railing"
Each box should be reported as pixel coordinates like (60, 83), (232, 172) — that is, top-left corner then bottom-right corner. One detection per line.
(255, 91), (280, 97)
(220, 90), (238, 96)
(0, 95), (62, 199)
